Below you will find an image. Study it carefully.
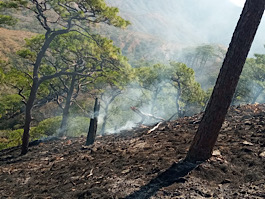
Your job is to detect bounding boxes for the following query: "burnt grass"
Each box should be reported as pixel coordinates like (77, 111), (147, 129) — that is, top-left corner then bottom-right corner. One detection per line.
(1, 104), (265, 199)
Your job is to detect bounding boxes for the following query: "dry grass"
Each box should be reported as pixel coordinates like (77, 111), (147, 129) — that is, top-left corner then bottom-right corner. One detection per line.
(0, 28), (36, 61)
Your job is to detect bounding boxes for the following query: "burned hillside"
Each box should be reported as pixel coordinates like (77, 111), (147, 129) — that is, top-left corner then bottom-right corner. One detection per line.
(0, 104), (265, 198)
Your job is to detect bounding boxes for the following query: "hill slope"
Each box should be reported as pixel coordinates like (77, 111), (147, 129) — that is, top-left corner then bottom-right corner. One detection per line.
(0, 28), (36, 61)
(1, 104), (265, 198)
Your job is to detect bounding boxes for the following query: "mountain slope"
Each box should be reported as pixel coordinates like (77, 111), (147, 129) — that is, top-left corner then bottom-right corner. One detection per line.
(0, 28), (36, 61)
(1, 104), (265, 198)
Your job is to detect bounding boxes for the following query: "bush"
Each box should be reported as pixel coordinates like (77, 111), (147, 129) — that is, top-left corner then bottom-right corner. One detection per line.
(0, 129), (23, 150)
(30, 116), (62, 138)
(0, 116), (91, 150)
(31, 116), (90, 137)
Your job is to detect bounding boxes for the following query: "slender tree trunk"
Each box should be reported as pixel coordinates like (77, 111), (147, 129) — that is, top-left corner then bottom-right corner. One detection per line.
(21, 34), (56, 155)
(58, 75), (76, 137)
(151, 89), (159, 115)
(185, 0), (265, 162)
(86, 98), (100, 145)
(251, 86), (264, 104)
(100, 106), (109, 135)
(100, 91), (121, 135)
(175, 81), (182, 118)
(21, 79), (39, 154)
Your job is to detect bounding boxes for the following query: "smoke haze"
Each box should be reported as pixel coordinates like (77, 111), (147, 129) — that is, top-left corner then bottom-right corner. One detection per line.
(107, 0), (265, 56)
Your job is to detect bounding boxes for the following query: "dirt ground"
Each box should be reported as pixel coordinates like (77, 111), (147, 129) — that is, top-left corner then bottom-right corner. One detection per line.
(0, 104), (265, 199)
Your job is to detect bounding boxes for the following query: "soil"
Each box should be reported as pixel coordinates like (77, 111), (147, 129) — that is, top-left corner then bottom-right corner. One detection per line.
(0, 104), (265, 199)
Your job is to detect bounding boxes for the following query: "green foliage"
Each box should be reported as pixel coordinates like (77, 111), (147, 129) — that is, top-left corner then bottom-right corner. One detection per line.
(0, 116), (91, 150)
(0, 0), (27, 26)
(0, 129), (23, 150)
(170, 62), (206, 106)
(234, 54), (265, 104)
(30, 116), (62, 138)
(181, 44), (225, 90)
(133, 62), (206, 116)
(0, 94), (23, 118)
(0, 15), (17, 26)
(30, 116), (90, 138)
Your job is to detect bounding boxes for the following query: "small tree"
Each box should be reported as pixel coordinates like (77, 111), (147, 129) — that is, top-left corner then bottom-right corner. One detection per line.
(136, 64), (170, 115)
(170, 62), (205, 118)
(97, 66), (132, 135)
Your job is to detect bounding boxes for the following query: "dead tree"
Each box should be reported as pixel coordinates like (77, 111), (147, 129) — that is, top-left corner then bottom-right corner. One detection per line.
(86, 98), (100, 146)
(185, 0), (265, 162)
(130, 106), (164, 124)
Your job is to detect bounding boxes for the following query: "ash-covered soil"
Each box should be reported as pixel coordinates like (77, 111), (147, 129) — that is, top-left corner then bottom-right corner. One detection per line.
(0, 104), (265, 199)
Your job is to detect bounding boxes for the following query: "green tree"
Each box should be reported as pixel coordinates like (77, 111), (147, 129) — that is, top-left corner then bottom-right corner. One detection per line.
(7, 0), (129, 155)
(135, 62), (205, 119)
(136, 63), (174, 116)
(170, 62), (206, 118)
(234, 54), (265, 104)
(97, 64), (133, 135)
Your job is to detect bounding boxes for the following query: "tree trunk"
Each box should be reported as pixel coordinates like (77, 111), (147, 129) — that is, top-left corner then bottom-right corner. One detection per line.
(175, 81), (182, 118)
(58, 75), (76, 137)
(21, 34), (56, 155)
(151, 88), (159, 115)
(100, 106), (109, 135)
(251, 86), (264, 104)
(86, 98), (100, 145)
(185, 0), (265, 163)
(21, 78), (39, 155)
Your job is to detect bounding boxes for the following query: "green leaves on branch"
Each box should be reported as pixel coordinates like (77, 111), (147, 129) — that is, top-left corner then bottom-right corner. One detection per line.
(235, 53), (265, 104)
(24, 0), (129, 32)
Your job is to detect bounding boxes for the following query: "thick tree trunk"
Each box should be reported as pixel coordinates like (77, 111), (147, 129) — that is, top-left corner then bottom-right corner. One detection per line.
(185, 0), (265, 162)
(86, 98), (100, 145)
(58, 75), (76, 137)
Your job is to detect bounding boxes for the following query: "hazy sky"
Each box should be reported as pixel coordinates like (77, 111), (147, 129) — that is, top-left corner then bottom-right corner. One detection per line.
(229, 0), (245, 7)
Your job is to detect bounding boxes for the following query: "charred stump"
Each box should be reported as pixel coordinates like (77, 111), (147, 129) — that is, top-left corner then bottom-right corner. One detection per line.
(86, 98), (100, 146)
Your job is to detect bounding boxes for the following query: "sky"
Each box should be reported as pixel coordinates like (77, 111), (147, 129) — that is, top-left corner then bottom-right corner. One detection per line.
(229, 0), (245, 7)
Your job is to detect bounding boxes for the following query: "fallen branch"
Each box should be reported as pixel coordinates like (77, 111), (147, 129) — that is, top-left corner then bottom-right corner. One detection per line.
(147, 121), (163, 134)
(130, 106), (165, 124)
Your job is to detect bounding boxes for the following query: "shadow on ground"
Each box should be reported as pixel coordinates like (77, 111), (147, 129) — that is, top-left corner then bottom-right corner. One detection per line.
(125, 160), (198, 199)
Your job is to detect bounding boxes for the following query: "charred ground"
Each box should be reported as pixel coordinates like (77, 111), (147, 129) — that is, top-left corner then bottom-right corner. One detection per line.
(0, 104), (265, 198)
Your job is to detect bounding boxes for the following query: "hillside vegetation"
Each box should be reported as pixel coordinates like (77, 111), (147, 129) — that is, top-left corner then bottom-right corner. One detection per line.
(0, 28), (35, 60)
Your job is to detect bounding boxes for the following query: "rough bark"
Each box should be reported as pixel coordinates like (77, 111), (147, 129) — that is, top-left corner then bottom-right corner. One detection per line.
(185, 0), (265, 162)
(58, 75), (76, 137)
(21, 78), (39, 155)
(86, 98), (100, 146)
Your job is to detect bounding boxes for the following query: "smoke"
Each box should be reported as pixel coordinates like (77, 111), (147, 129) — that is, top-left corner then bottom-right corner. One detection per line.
(106, 0), (265, 57)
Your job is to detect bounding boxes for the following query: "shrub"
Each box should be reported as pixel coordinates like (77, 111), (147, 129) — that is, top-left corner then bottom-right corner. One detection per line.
(30, 116), (62, 138)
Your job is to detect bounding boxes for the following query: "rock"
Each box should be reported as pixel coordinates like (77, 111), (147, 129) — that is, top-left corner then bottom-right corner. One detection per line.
(259, 151), (265, 158)
(212, 150), (221, 156)
(242, 141), (254, 146)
